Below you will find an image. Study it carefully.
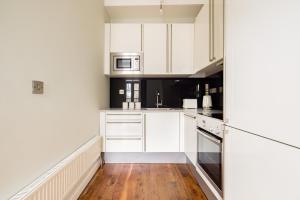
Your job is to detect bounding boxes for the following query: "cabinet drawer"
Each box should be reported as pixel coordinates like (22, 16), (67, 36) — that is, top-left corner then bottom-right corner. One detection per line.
(106, 113), (142, 123)
(106, 122), (142, 137)
(106, 138), (143, 152)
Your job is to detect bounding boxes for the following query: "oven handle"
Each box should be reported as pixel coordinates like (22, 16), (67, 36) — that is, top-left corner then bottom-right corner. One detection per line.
(197, 130), (221, 144)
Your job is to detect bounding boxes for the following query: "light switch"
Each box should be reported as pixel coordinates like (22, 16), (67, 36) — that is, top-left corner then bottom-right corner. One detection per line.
(32, 80), (44, 94)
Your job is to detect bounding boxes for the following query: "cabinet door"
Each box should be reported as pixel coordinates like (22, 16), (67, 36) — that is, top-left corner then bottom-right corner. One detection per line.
(106, 138), (143, 152)
(194, 4), (210, 72)
(225, 0), (300, 148)
(224, 127), (300, 200)
(171, 24), (194, 74)
(194, 1), (224, 73)
(110, 23), (142, 52)
(213, 0), (224, 61)
(144, 24), (167, 74)
(184, 115), (197, 165)
(145, 112), (180, 152)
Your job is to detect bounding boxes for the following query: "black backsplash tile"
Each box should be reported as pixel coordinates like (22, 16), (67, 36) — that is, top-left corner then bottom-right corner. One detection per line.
(110, 72), (223, 109)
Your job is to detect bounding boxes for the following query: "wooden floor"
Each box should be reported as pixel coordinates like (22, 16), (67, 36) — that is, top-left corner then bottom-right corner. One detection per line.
(79, 164), (207, 200)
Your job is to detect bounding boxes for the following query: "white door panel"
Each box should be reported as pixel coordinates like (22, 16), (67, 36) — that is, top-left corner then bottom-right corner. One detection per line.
(184, 114), (197, 165)
(106, 138), (143, 152)
(224, 127), (300, 200)
(110, 23), (142, 52)
(144, 24), (167, 74)
(171, 24), (194, 74)
(225, 0), (300, 147)
(145, 112), (180, 152)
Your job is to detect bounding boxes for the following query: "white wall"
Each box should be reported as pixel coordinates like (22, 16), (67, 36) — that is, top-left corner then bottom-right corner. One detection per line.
(0, 0), (109, 199)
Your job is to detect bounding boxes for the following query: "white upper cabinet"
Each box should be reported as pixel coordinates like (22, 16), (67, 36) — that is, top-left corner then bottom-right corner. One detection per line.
(143, 24), (167, 74)
(213, 0), (223, 62)
(194, 4), (210, 72)
(171, 23), (194, 74)
(145, 112), (180, 152)
(194, 0), (223, 73)
(110, 23), (142, 52)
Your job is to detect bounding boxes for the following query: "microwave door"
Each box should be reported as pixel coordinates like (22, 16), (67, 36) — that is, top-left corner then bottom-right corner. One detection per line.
(114, 57), (132, 71)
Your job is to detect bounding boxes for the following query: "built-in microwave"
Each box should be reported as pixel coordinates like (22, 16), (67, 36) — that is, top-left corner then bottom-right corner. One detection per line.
(111, 53), (143, 75)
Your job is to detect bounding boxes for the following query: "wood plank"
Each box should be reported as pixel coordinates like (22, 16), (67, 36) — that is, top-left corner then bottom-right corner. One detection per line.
(79, 164), (207, 200)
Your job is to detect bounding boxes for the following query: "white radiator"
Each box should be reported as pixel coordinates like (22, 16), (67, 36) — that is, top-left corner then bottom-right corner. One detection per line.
(10, 136), (102, 200)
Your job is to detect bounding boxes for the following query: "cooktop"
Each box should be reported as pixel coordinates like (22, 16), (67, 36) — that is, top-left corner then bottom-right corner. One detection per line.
(198, 110), (223, 120)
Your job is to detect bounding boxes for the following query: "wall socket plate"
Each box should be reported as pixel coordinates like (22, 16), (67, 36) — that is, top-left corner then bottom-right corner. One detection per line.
(119, 89), (124, 95)
(32, 80), (44, 94)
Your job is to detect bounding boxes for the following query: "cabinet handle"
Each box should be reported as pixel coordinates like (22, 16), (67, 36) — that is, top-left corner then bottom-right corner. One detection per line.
(166, 24), (169, 73)
(141, 24), (144, 52)
(209, 0), (216, 62)
(106, 114), (142, 116)
(170, 24), (173, 72)
(106, 138), (142, 141)
(106, 121), (142, 124)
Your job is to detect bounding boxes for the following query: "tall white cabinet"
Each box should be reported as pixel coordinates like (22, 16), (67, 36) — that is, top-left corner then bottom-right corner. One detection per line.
(110, 23), (142, 52)
(143, 24), (167, 74)
(171, 24), (194, 74)
(225, 0), (300, 148)
(224, 0), (300, 199)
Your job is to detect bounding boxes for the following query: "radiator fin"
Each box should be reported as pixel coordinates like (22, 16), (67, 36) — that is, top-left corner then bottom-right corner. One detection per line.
(10, 136), (101, 200)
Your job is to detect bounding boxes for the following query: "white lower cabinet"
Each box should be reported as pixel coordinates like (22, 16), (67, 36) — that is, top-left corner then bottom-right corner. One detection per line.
(106, 138), (143, 152)
(101, 111), (182, 153)
(145, 112), (180, 152)
(184, 114), (197, 164)
(104, 112), (144, 152)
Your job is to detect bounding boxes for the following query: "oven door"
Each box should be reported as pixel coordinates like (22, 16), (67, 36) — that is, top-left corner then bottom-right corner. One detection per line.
(197, 128), (223, 195)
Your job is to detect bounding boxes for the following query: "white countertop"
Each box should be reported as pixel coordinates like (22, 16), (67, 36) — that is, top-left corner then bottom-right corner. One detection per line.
(100, 108), (222, 118)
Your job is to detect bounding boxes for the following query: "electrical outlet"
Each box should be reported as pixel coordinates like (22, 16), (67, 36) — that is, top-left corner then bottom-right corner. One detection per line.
(119, 89), (124, 95)
(32, 80), (44, 94)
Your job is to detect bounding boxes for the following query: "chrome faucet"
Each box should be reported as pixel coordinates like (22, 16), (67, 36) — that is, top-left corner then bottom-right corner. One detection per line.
(155, 91), (163, 108)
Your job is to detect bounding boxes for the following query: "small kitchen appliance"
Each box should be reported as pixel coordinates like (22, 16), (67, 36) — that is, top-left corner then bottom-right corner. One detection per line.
(183, 99), (198, 109)
(111, 52), (143, 75)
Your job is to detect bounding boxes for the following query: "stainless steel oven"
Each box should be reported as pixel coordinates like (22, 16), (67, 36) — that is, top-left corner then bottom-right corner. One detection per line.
(196, 114), (223, 197)
(111, 53), (143, 75)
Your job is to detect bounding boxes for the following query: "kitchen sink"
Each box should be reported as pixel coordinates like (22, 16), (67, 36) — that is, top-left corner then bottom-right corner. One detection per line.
(145, 108), (172, 110)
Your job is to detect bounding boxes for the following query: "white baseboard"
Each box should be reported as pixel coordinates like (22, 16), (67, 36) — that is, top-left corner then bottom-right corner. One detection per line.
(104, 152), (187, 163)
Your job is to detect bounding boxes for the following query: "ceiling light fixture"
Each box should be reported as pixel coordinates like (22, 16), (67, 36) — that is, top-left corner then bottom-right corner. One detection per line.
(160, 0), (164, 15)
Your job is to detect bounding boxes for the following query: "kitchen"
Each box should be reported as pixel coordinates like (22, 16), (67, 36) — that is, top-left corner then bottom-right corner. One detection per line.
(1, 0), (300, 200)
